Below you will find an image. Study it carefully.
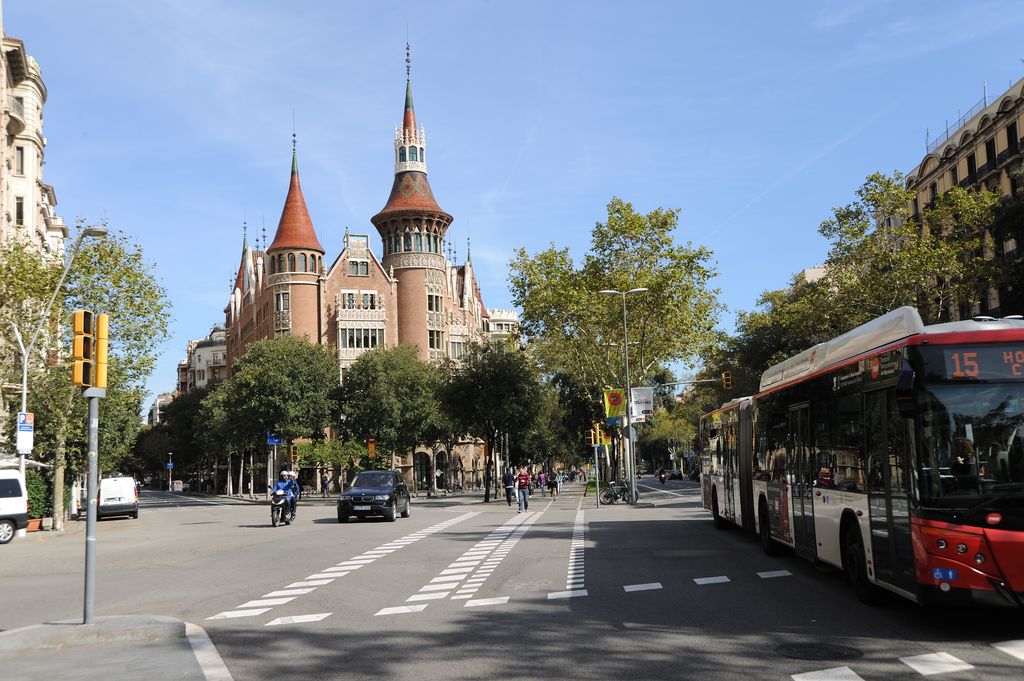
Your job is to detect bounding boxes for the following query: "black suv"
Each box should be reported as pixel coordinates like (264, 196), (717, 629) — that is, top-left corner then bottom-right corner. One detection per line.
(337, 471), (411, 523)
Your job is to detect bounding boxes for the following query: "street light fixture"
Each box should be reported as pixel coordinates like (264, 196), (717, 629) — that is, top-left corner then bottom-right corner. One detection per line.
(599, 288), (648, 502)
(4, 226), (108, 477)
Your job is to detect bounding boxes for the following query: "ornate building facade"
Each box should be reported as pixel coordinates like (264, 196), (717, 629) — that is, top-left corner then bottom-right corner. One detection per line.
(223, 61), (517, 490)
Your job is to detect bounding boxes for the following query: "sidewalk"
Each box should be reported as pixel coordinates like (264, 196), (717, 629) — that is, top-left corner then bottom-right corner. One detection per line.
(0, 615), (232, 681)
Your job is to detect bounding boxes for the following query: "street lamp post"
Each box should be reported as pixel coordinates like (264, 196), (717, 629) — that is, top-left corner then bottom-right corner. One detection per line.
(599, 287), (648, 502)
(2, 226), (107, 480)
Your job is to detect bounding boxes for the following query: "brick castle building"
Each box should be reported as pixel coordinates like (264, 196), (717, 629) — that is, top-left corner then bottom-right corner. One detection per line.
(223, 57), (515, 490)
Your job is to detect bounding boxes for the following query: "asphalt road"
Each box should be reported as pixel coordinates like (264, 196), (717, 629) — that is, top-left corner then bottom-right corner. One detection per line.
(2, 483), (1023, 681)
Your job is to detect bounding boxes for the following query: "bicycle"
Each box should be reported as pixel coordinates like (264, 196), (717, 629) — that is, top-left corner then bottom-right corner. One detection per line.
(444, 482), (464, 496)
(599, 481), (638, 505)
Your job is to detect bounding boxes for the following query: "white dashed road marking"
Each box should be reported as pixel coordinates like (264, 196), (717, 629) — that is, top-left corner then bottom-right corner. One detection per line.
(994, 640), (1024, 662)
(207, 512), (478, 621)
(263, 588), (316, 597)
(693, 576), (730, 585)
(206, 608), (271, 620)
(791, 667), (864, 681)
(266, 613), (331, 626)
(547, 589), (588, 599)
(465, 596), (509, 607)
(623, 582), (663, 592)
(899, 652), (974, 676)
(376, 604), (428, 616)
(548, 510), (588, 600)
(757, 570), (792, 579)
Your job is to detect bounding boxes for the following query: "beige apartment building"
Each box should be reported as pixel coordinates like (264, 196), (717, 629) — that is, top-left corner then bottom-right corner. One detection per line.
(906, 77), (1024, 318)
(0, 11), (66, 451)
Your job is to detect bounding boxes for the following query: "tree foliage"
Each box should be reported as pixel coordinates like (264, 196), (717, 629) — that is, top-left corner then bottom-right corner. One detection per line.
(509, 197), (721, 401)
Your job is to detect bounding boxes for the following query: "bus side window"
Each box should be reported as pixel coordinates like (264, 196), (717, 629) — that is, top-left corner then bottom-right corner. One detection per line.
(834, 393), (865, 492)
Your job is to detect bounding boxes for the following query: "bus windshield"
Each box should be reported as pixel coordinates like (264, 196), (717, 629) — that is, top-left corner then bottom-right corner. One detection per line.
(917, 383), (1024, 510)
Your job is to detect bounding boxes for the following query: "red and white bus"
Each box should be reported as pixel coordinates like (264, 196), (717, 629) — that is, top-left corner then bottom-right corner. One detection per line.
(698, 306), (1024, 605)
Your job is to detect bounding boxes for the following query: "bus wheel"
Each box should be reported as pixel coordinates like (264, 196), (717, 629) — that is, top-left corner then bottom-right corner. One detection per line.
(843, 524), (883, 605)
(711, 489), (726, 529)
(759, 499), (781, 556)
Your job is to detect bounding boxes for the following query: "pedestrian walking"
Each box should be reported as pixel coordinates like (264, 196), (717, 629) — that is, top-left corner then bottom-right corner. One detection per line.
(502, 468), (516, 506)
(547, 469), (558, 498)
(321, 472), (330, 498)
(516, 467), (531, 512)
(539, 471), (547, 497)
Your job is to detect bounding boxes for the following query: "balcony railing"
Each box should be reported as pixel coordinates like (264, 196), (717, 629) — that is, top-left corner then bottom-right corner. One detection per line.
(6, 95), (25, 134)
(926, 96), (988, 154)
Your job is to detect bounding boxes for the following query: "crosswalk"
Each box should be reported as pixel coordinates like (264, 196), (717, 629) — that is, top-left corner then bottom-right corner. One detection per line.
(792, 642), (1024, 680)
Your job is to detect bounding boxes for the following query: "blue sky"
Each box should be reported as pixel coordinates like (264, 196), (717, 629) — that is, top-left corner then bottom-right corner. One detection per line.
(7, 1), (1024, 405)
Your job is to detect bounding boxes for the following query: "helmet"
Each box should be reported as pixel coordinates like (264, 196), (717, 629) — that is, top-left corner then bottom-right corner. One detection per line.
(288, 470), (297, 478)
(280, 470), (289, 479)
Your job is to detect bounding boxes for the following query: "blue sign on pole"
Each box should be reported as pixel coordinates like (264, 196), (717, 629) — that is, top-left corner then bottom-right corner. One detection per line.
(267, 432), (284, 446)
(166, 462), (174, 470)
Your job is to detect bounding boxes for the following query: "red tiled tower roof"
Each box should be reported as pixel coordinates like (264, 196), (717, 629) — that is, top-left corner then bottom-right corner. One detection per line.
(268, 149), (325, 253)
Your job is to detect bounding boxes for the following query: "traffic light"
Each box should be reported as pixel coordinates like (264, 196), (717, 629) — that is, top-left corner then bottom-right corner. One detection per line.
(585, 430), (595, 447)
(721, 371), (732, 390)
(72, 310), (94, 387)
(94, 313), (109, 389)
(289, 445), (299, 463)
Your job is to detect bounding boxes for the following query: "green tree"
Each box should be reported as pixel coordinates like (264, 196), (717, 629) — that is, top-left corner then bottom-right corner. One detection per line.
(335, 345), (441, 472)
(509, 197), (721, 403)
(160, 385), (211, 478)
(2, 225), (171, 529)
(445, 342), (542, 502)
(221, 335), (338, 450)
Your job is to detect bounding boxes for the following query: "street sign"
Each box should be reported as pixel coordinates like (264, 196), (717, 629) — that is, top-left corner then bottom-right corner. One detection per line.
(16, 411), (33, 453)
(166, 462), (174, 470)
(267, 432), (284, 446)
(605, 416), (622, 427)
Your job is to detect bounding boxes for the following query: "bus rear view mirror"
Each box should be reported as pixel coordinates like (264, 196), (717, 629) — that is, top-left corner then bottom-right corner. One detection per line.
(895, 361), (917, 418)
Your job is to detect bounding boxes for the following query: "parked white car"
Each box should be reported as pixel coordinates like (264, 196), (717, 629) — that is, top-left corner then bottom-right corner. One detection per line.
(0, 469), (29, 543)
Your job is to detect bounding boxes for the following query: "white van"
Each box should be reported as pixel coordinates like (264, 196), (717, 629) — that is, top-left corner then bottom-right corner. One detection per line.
(98, 476), (139, 519)
(0, 469), (28, 544)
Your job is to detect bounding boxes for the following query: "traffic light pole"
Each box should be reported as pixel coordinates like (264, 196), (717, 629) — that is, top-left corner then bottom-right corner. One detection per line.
(593, 444), (600, 508)
(81, 386), (105, 625)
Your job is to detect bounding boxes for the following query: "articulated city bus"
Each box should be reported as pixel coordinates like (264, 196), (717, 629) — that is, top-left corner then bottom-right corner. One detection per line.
(698, 307), (1024, 605)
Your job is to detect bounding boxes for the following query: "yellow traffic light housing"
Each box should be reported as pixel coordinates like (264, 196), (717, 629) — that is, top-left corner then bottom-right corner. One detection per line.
(721, 371), (732, 390)
(72, 310), (94, 387)
(94, 314), (109, 389)
(585, 430), (594, 446)
(290, 445), (299, 462)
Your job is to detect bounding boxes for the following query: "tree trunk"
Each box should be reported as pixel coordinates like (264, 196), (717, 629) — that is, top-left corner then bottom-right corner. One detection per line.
(226, 453), (234, 496)
(237, 452), (244, 497)
(213, 455), (218, 495)
(248, 451), (255, 499)
(51, 409), (70, 531)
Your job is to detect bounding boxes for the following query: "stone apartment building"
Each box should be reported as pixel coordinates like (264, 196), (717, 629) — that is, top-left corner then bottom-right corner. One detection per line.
(0, 11), (66, 451)
(176, 327), (227, 395)
(223, 60), (517, 490)
(906, 76), (1024, 318)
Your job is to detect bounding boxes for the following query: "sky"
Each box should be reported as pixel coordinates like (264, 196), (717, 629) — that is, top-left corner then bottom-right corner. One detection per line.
(6, 0), (1024, 406)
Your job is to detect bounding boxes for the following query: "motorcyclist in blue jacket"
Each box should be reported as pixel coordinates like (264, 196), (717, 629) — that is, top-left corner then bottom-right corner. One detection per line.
(272, 470), (299, 520)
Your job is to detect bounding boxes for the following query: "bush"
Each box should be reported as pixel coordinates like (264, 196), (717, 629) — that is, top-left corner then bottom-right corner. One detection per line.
(25, 469), (51, 519)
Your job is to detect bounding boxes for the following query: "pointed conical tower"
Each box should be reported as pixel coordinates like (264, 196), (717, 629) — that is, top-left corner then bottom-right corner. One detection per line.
(371, 46), (453, 360)
(266, 139), (326, 342)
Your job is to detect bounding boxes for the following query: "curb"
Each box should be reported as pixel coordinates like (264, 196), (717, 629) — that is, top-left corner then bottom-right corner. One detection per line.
(0, 615), (184, 653)
(186, 622), (234, 681)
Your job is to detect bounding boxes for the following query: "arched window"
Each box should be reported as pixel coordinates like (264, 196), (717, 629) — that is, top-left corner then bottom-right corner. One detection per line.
(277, 254), (284, 273)
(312, 255), (318, 272)
(404, 230), (412, 252)
(413, 232), (422, 251)
(269, 256), (275, 274)
(399, 147), (407, 162)
(410, 146), (418, 162)
(419, 147), (424, 162)
(300, 253), (307, 272)
(288, 253), (296, 271)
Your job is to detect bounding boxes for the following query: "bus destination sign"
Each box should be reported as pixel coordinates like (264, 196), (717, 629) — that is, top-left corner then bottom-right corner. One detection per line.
(943, 346), (1024, 381)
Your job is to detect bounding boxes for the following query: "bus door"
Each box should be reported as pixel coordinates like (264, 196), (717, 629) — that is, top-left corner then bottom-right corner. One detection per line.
(723, 418), (736, 522)
(865, 389), (916, 594)
(789, 403), (817, 559)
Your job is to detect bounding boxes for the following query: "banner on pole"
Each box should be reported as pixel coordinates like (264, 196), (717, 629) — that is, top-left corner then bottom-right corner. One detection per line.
(630, 387), (654, 417)
(603, 389), (626, 418)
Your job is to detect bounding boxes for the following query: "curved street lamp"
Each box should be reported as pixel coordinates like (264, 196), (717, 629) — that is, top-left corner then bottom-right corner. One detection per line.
(599, 288), (648, 501)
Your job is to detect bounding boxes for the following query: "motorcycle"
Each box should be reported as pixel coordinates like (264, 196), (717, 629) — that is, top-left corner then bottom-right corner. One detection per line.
(658, 471), (667, 485)
(270, 489), (292, 527)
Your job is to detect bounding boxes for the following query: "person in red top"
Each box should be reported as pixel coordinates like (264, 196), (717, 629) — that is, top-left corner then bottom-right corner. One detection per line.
(516, 467), (531, 512)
